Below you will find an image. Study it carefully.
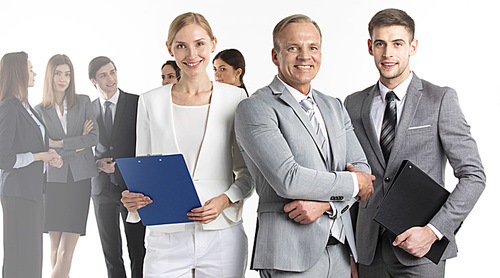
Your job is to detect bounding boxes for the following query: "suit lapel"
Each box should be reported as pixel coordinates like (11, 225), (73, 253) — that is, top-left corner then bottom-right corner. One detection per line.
(361, 86), (387, 169)
(388, 75), (423, 168)
(32, 107), (49, 149)
(192, 84), (216, 179)
(112, 90), (127, 141)
(314, 92), (334, 168)
(19, 103), (45, 147)
(46, 107), (66, 137)
(270, 77), (329, 165)
(66, 104), (77, 136)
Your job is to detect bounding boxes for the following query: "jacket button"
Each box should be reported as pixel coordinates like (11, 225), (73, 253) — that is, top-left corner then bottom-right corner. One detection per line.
(384, 177), (391, 182)
(109, 146), (114, 150)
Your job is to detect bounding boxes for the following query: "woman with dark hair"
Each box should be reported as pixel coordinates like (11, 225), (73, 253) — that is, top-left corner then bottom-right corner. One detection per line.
(161, 60), (181, 85)
(0, 51), (62, 277)
(213, 48), (248, 95)
(34, 54), (98, 278)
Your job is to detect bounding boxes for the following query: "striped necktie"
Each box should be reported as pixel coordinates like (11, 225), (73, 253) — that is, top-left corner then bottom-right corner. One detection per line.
(299, 96), (330, 170)
(380, 91), (397, 163)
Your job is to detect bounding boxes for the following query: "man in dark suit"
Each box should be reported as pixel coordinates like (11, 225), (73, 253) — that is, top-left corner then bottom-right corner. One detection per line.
(344, 9), (485, 278)
(89, 56), (145, 278)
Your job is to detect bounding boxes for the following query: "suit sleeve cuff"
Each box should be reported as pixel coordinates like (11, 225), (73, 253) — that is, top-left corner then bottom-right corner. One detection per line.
(427, 224), (444, 240)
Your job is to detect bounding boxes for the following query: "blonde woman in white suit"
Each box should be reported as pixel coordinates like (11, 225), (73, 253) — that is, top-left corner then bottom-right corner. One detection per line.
(121, 12), (253, 278)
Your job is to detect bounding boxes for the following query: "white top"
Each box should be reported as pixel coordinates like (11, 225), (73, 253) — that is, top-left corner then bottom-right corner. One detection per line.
(172, 103), (210, 175)
(55, 100), (68, 135)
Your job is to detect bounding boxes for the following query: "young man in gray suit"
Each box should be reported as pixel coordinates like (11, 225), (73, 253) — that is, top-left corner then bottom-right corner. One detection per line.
(235, 14), (375, 277)
(89, 56), (146, 278)
(344, 9), (485, 278)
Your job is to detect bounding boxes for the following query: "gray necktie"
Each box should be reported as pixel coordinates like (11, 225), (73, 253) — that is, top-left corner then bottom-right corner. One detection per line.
(300, 97), (343, 242)
(299, 97), (330, 169)
(380, 91), (397, 163)
(104, 101), (113, 138)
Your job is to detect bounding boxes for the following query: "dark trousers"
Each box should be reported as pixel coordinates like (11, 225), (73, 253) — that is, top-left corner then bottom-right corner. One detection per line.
(358, 233), (446, 278)
(2, 195), (43, 278)
(92, 182), (146, 278)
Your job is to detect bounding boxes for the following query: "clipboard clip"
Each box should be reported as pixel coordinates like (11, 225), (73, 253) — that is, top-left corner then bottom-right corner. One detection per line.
(135, 154), (163, 164)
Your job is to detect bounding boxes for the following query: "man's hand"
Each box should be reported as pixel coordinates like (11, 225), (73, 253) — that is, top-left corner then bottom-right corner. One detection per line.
(121, 190), (152, 212)
(96, 157), (115, 173)
(187, 194), (231, 224)
(346, 163), (375, 202)
(350, 256), (358, 278)
(284, 200), (331, 224)
(393, 226), (438, 258)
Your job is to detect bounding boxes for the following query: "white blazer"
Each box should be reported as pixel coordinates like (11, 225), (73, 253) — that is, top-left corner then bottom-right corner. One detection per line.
(129, 82), (253, 233)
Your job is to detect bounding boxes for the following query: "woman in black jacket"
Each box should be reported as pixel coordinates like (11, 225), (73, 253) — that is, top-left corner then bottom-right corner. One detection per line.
(0, 51), (62, 277)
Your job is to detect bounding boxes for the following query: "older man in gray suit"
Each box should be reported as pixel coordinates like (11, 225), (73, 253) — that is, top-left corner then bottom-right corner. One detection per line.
(235, 14), (375, 277)
(344, 9), (486, 278)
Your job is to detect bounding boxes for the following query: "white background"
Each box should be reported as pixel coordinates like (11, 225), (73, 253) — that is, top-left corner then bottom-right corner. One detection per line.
(1, 0), (499, 277)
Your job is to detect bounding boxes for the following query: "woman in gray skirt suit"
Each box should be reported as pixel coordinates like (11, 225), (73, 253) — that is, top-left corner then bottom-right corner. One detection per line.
(35, 54), (99, 278)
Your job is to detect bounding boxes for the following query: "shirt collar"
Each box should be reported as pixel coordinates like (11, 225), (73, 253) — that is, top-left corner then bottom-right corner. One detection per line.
(276, 75), (313, 103)
(377, 71), (413, 102)
(99, 89), (120, 107)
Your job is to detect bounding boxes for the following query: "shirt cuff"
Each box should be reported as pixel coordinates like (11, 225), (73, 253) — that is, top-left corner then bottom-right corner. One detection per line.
(351, 172), (359, 198)
(427, 224), (444, 240)
(224, 184), (243, 203)
(14, 152), (34, 169)
(126, 211), (141, 223)
(326, 202), (337, 218)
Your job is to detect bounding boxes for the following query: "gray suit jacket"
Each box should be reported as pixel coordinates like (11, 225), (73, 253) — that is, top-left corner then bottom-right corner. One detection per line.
(344, 73), (485, 266)
(35, 94), (98, 183)
(235, 77), (370, 272)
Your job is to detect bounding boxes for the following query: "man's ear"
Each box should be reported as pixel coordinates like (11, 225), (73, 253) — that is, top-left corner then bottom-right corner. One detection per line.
(409, 39), (418, 57)
(90, 78), (97, 86)
(272, 48), (279, 67)
(368, 39), (374, 56)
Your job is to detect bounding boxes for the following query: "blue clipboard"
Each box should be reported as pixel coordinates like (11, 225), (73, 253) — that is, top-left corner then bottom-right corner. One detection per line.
(115, 154), (201, 226)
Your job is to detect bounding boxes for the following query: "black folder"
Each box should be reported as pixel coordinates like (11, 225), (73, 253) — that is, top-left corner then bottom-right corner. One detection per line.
(373, 160), (450, 264)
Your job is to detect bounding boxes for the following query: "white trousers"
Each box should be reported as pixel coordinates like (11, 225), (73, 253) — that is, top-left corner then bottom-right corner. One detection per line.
(144, 223), (248, 278)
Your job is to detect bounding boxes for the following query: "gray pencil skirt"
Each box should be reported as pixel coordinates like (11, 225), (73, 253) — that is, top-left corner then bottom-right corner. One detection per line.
(44, 169), (91, 235)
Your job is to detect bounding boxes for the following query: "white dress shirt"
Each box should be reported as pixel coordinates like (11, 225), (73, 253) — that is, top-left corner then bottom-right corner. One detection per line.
(370, 72), (443, 240)
(370, 72), (412, 140)
(99, 89), (120, 122)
